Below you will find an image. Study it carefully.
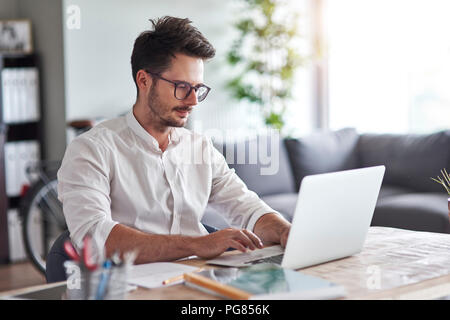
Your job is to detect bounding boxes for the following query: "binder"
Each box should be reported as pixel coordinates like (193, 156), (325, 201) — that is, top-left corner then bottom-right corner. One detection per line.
(10, 68), (19, 123)
(30, 67), (40, 121)
(0, 67), (40, 123)
(1, 69), (11, 123)
(4, 142), (17, 196)
(4, 140), (40, 197)
(18, 68), (26, 123)
(7, 209), (27, 262)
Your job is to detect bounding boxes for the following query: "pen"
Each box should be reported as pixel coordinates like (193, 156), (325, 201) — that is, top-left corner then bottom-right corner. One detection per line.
(95, 260), (112, 300)
(162, 268), (205, 285)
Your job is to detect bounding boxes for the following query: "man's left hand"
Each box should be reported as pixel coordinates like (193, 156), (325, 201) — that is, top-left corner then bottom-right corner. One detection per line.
(280, 226), (290, 248)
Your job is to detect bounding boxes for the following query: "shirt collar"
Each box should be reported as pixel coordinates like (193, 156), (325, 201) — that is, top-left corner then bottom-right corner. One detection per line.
(126, 109), (182, 151)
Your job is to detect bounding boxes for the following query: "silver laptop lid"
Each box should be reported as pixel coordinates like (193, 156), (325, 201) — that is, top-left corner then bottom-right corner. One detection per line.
(282, 166), (385, 269)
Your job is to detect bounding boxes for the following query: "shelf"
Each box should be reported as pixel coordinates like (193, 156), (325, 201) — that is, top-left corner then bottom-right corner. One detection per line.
(0, 54), (37, 68)
(0, 53), (43, 264)
(4, 122), (41, 142)
(7, 196), (21, 210)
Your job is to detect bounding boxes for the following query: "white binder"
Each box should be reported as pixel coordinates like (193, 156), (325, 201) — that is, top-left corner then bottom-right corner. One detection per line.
(4, 142), (17, 196)
(7, 209), (27, 262)
(1, 69), (11, 123)
(1, 67), (40, 123)
(4, 140), (40, 197)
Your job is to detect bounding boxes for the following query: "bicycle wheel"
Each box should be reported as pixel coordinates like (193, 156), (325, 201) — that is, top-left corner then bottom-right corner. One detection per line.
(20, 176), (67, 274)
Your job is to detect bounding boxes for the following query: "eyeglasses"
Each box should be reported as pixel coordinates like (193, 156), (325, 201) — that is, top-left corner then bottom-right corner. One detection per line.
(146, 71), (211, 102)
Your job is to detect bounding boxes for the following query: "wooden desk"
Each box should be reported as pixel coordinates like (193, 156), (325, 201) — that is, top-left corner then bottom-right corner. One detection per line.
(2, 227), (450, 300)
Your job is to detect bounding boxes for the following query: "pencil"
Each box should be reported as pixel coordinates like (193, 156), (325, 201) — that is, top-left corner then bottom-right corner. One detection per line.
(183, 272), (251, 300)
(162, 268), (205, 285)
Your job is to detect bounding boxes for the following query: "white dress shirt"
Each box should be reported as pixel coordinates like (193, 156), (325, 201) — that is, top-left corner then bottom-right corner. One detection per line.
(57, 110), (280, 256)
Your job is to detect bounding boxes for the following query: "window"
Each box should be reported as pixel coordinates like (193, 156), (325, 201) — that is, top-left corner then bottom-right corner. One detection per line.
(326, 0), (450, 133)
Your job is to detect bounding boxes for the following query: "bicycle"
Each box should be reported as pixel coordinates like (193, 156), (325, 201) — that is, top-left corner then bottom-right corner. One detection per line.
(19, 120), (95, 274)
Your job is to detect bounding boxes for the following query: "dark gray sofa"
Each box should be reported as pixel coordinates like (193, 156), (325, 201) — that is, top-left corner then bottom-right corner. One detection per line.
(201, 128), (450, 234)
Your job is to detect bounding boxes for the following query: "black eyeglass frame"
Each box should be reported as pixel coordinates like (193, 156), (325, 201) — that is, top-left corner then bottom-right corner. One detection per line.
(146, 71), (211, 102)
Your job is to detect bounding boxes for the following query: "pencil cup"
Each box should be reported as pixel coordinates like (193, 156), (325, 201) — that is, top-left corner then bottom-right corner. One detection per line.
(64, 260), (129, 300)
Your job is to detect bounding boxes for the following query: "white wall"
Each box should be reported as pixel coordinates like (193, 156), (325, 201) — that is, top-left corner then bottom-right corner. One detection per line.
(0, 0), (18, 19)
(1, 0), (312, 158)
(18, 0), (67, 161)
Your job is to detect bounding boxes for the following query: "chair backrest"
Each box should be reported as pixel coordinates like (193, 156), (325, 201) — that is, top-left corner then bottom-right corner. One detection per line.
(46, 230), (70, 283)
(215, 135), (296, 197)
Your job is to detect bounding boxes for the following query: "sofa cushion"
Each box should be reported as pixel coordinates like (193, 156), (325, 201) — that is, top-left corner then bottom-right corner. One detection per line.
(215, 135), (296, 197)
(371, 193), (450, 233)
(378, 185), (415, 199)
(284, 128), (360, 190)
(261, 192), (298, 222)
(358, 130), (450, 193)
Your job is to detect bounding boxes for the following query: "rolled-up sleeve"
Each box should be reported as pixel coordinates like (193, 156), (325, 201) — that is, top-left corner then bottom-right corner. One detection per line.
(57, 136), (117, 259)
(207, 139), (283, 232)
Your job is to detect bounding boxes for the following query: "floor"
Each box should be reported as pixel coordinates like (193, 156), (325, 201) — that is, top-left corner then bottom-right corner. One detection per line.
(0, 261), (46, 293)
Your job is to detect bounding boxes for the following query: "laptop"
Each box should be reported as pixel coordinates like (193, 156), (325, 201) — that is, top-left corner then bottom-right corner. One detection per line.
(207, 165), (385, 269)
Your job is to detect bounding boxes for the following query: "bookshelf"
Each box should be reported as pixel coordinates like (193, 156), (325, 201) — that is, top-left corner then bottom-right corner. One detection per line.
(0, 53), (43, 263)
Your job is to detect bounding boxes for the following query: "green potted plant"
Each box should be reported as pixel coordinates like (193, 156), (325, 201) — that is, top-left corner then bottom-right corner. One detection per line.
(226, 0), (304, 134)
(431, 168), (450, 219)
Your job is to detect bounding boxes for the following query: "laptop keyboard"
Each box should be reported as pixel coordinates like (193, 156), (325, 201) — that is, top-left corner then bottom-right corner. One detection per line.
(246, 254), (284, 265)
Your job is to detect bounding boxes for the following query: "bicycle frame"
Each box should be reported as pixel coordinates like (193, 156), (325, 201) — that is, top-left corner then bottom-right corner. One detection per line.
(24, 161), (65, 227)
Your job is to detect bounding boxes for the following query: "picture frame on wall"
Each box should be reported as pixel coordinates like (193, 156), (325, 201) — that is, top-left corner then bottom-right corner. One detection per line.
(0, 19), (33, 54)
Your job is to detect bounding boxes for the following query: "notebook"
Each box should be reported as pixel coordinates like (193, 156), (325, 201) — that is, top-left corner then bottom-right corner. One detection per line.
(184, 263), (346, 300)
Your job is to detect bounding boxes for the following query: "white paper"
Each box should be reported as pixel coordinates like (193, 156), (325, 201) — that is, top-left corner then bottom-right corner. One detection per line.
(127, 262), (199, 289)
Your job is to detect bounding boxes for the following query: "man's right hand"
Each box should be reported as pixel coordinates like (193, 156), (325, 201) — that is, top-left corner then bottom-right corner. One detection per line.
(191, 228), (264, 259)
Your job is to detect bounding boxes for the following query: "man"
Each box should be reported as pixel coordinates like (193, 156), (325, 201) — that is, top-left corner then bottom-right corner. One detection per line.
(58, 16), (291, 264)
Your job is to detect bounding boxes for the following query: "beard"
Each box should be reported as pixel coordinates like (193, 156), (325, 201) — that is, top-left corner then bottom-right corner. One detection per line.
(147, 84), (191, 128)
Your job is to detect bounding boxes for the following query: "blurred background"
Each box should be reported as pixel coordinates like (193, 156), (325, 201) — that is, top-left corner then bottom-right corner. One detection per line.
(0, 0), (449, 291)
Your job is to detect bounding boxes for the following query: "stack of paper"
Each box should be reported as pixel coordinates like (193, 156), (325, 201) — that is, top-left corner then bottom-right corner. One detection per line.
(127, 262), (199, 289)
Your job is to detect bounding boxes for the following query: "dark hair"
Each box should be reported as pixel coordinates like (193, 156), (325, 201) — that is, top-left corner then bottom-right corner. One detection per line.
(131, 16), (216, 93)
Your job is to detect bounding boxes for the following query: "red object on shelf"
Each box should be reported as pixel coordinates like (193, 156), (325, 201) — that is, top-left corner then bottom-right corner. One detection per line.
(20, 184), (30, 197)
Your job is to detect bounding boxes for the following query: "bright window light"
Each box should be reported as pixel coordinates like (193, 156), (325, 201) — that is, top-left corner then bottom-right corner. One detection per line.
(327, 0), (450, 133)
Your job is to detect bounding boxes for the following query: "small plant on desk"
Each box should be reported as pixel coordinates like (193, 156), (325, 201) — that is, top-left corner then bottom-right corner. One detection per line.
(431, 168), (450, 219)
(431, 168), (450, 195)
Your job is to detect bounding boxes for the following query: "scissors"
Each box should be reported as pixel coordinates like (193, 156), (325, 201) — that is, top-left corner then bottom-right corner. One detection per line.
(63, 235), (98, 271)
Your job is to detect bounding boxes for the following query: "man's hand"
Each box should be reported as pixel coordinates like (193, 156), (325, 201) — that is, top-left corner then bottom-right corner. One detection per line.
(253, 213), (291, 248)
(280, 225), (290, 248)
(191, 228), (264, 259)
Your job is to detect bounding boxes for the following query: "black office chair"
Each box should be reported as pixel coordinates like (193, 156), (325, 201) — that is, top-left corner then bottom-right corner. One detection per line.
(46, 230), (71, 283)
(45, 224), (220, 283)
